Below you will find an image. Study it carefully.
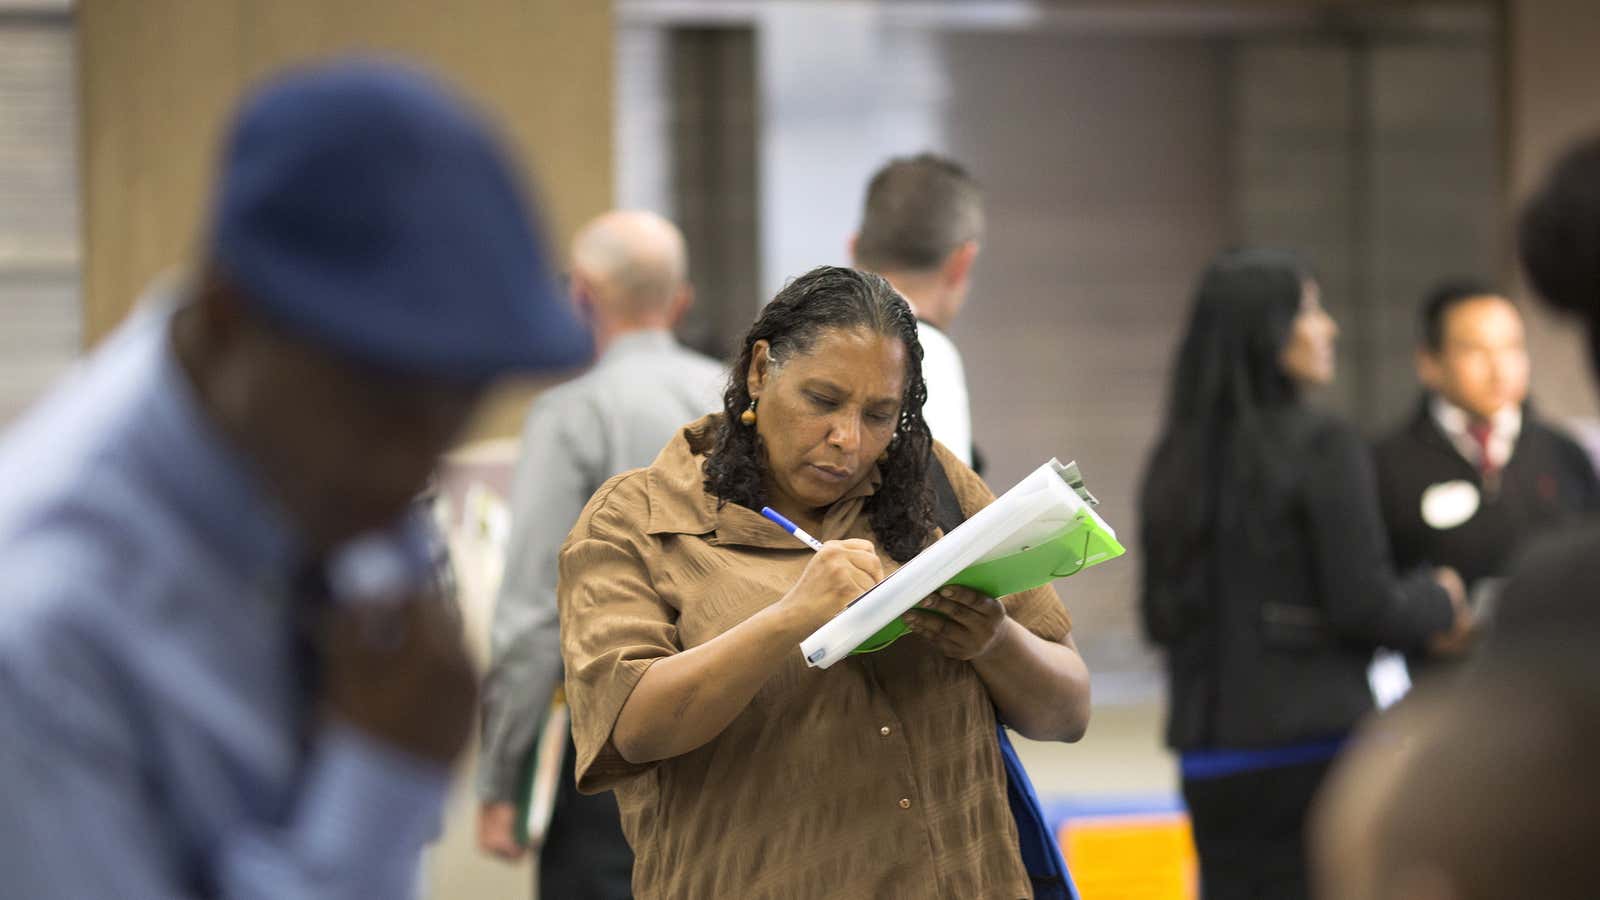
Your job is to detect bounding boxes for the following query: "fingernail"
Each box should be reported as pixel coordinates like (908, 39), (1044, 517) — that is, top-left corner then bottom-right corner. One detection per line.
(939, 587), (954, 599)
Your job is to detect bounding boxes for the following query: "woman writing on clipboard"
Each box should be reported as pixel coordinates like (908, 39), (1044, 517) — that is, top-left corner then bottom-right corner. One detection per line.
(558, 266), (1090, 899)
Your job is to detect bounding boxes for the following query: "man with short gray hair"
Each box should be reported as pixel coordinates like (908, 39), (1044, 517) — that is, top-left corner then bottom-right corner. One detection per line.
(851, 153), (985, 469)
(476, 210), (724, 898)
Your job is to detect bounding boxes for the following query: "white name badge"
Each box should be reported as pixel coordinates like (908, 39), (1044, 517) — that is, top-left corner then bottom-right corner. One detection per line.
(1420, 480), (1480, 530)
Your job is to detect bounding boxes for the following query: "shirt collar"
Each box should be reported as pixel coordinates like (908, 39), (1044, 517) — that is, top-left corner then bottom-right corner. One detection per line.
(598, 329), (676, 366)
(644, 414), (882, 548)
(1429, 394), (1523, 473)
(1429, 395), (1523, 442)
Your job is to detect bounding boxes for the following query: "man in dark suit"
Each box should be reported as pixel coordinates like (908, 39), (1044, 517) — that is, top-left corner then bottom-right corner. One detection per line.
(1373, 281), (1600, 675)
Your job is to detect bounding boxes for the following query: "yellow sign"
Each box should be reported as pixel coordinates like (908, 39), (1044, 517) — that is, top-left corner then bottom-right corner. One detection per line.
(1060, 813), (1197, 900)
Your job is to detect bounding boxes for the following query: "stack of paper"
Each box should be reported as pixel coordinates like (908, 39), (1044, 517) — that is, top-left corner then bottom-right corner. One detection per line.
(799, 459), (1124, 670)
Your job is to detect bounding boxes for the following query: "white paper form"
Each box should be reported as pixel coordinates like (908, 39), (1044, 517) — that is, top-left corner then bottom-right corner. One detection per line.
(799, 459), (1099, 669)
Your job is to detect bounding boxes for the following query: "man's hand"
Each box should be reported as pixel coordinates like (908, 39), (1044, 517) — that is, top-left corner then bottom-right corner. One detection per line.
(1427, 566), (1477, 657)
(903, 586), (1008, 661)
(477, 802), (529, 861)
(321, 595), (479, 766)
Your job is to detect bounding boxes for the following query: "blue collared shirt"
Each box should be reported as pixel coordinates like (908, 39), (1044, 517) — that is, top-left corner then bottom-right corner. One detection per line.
(0, 304), (447, 898)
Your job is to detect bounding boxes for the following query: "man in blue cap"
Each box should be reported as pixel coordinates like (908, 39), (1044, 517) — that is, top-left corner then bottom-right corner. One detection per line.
(0, 60), (590, 898)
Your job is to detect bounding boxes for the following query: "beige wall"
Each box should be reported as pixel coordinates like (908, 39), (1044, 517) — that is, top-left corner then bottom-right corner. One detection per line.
(1509, 0), (1600, 419)
(77, 0), (614, 438)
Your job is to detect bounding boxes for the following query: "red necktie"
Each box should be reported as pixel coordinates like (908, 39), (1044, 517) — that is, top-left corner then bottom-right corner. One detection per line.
(1466, 421), (1497, 479)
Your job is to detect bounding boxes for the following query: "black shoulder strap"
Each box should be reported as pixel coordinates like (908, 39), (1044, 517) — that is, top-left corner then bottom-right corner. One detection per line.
(928, 454), (968, 534)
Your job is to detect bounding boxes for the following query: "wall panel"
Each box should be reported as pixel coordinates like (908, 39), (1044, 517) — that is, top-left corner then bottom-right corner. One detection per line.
(78, 0), (614, 438)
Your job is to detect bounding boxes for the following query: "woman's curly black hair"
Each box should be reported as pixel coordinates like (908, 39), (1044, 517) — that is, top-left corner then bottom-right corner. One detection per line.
(702, 265), (935, 562)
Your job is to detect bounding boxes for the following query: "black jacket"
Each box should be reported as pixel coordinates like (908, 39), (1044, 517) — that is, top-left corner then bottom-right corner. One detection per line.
(1373, 399), (1600, 588)
(1142, 408), (1453, 751)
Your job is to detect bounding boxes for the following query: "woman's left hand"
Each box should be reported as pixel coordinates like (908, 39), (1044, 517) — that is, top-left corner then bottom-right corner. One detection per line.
(904, 586), (1008, 661)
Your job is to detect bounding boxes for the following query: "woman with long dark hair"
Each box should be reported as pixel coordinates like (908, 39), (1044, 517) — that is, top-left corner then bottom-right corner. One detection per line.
(1138, 249), (1470, 899)
(559, 265), (1091, 899)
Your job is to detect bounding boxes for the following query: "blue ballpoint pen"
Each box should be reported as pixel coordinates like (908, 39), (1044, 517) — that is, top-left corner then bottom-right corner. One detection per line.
(760, 506), (825, 552)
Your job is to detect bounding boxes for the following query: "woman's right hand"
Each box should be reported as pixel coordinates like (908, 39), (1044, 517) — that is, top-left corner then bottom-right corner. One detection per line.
(612, 537), (888, 766)
(776, 539), (884, 634)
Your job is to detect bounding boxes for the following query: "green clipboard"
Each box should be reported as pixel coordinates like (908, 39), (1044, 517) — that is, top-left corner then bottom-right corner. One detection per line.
(850, 508), (1125, 654)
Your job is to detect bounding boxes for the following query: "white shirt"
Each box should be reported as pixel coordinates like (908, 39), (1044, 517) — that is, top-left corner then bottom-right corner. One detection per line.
(915, 320), (973, 465)
(1431, 396), (1522, 472)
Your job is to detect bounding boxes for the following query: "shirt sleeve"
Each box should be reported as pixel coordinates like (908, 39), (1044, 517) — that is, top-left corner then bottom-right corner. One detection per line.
(1301, 421), (1454, 650)
(477, 392), (602, 801)
(218, 725), (448, 897)
(933, 442), (1073, 642)
(558, 472), (681, 794)
(0, 609), (445, 900)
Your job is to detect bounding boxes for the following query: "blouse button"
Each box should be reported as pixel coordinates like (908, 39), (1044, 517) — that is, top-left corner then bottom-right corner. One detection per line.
(880, 726), (892, 737)
(898, 798), (912, 810)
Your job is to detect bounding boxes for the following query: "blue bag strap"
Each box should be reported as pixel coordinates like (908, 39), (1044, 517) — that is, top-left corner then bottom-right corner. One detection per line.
(928, 456), (1080, 900)
(997, 724), (1079, 900)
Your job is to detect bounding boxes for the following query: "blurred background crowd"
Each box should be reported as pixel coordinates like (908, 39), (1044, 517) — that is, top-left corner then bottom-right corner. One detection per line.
(3, 2), (1599, 899)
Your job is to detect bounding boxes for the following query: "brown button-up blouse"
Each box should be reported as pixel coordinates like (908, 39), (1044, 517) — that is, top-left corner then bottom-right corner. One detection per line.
(558, 416), (1073, 900)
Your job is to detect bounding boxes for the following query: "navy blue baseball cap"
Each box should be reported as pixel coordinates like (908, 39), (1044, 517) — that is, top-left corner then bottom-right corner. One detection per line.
(208, 59), (592, 381)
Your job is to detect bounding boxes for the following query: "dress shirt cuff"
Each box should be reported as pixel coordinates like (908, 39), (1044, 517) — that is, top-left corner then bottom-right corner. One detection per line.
(292, 722), (451, 864)
(474, 751), (522, 803)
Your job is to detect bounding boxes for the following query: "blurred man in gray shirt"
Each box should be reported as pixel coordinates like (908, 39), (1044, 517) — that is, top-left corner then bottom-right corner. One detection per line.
(476, 210), (724, 898)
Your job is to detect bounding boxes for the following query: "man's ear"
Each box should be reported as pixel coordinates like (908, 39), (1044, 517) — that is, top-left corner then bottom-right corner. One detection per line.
(668, 283), (695, 328)
(187, 266), (252, 355)
(940, 240), (979, 288)
(1416, 347), (1445, 392)
(746, 339), (772, 400)
(847, 233), (861, 267)
(569, 270), (598, 323)
(169, 267), (266, 428)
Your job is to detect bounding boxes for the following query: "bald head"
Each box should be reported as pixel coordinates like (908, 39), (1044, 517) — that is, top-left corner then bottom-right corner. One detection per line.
(570, 210), (689, 324)
(1313, 653), (1600, 900)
